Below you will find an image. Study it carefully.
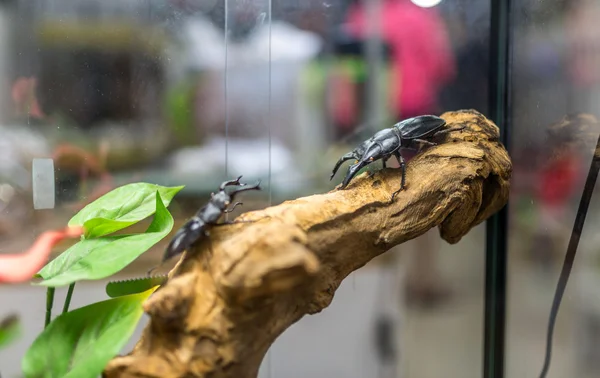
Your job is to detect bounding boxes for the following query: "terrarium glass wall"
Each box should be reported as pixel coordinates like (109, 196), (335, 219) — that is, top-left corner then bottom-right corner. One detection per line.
(0, 0), (559, 377)
(507, 1), (600, 378)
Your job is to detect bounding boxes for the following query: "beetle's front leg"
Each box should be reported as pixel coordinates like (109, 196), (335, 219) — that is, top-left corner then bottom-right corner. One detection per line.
(365, 156), (392, 180)
(223, 202), (243, 213)
(390, 152), (406, 202)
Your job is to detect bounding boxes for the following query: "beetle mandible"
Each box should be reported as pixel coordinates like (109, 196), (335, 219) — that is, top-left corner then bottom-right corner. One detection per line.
(330, 115), (464, 200)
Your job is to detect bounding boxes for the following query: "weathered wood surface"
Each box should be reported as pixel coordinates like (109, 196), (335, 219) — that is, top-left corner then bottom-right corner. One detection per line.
(104, 109), (512, 378)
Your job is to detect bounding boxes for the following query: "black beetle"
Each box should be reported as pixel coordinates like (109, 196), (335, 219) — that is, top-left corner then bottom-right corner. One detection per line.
(160, 175), (261, 263)
(330, 115), (464, 200)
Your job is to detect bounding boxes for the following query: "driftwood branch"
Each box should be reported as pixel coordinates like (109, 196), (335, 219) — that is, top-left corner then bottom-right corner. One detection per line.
(104, 109), (512, 378)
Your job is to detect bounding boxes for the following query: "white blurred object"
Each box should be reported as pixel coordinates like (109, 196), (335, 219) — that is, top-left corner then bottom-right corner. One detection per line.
(181, 17), (322, 70)
(181, 16), (226, 71)
(410, 0), (442, 7)
(168, 136), (306, 191)
(0, 124), (51, 190)
(32, 158), (55, 210)
(0, 124), (50, 236)
(246, 21), (323, 63)
(182, 17), (323, 146)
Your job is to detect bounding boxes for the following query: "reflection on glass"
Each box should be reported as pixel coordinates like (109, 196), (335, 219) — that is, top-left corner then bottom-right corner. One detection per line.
(509, 1), (600, 377)
(0, 0), (509, 377)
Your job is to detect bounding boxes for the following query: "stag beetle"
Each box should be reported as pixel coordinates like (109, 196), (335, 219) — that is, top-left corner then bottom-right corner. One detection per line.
(160, 175), (261, 263)
(330, 115), (464, 200)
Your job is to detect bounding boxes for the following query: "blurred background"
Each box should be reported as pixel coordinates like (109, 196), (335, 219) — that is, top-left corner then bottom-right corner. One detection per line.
(1, 0), (600, 377)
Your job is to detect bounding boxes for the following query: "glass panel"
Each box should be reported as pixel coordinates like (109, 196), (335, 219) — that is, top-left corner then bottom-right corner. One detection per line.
(508, 0), (600, 377)
(266, 1), (492, 377)
(0, 1), (494, 377)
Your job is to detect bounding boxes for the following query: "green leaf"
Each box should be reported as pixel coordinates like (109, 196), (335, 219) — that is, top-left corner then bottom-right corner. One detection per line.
(36, 191), (174, 287)
(106, 275), (168, 298)
(68, 183), (183, 238)
(22, 287), (156, 378)
(0, 314), (21, 349)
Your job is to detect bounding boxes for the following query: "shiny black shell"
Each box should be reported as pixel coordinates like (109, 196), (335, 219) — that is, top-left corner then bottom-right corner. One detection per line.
(393, 115), (446, 139)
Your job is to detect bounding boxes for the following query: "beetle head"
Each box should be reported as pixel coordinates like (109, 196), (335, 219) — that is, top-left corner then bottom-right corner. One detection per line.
(211, 190), (233, 211)
(340, 144), (383, 189)
(212, 177), (262, 210)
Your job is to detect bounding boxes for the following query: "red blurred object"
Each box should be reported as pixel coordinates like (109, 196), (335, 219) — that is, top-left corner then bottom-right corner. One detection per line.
(0, 226), (83, 283)
(11, 77), (45, 119)
(345, 0), (456, 117)
(328, 70), (358, 130)
(537, 154), (582, 207)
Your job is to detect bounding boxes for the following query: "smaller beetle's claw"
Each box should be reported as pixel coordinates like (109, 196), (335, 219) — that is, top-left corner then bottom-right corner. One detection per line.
(229, 180), (262, 197)
(220, 176), (244, 190)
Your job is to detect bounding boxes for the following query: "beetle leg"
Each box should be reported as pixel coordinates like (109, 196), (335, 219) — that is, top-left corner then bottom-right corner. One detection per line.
(214, 215), (272, 226)
(214, 220), (242, 226)
(432, 125), (466, 137)
(146, 266), (159, 276)
(393, 151), (406, 187)
(223, 202), (243, 213)
(366, 154), (394, 179)
(412, 138), (437, 147)
(390, 152), (406, 202)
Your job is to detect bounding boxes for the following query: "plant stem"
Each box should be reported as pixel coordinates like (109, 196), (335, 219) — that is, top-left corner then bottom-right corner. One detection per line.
(45, 287), (55, 328)
(62, 283), (75, 314)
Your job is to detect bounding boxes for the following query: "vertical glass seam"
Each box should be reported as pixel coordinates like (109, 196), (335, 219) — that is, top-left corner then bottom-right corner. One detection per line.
(224, 0), (229, 181)
(266, 1), (273, 377)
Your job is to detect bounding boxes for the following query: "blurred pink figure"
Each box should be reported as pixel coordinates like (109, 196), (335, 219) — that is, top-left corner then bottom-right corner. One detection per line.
(565, 0), (600, 115)
(345, 0), (456, 118)
(345, 0), (456, 307)
(0, 226), (83, 283)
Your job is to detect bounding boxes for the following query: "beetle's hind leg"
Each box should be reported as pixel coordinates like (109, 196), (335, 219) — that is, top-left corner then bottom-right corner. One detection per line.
(412, 138), (437, 147)
(214, 215), (272, 226)
(432, 125), (466, 137)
